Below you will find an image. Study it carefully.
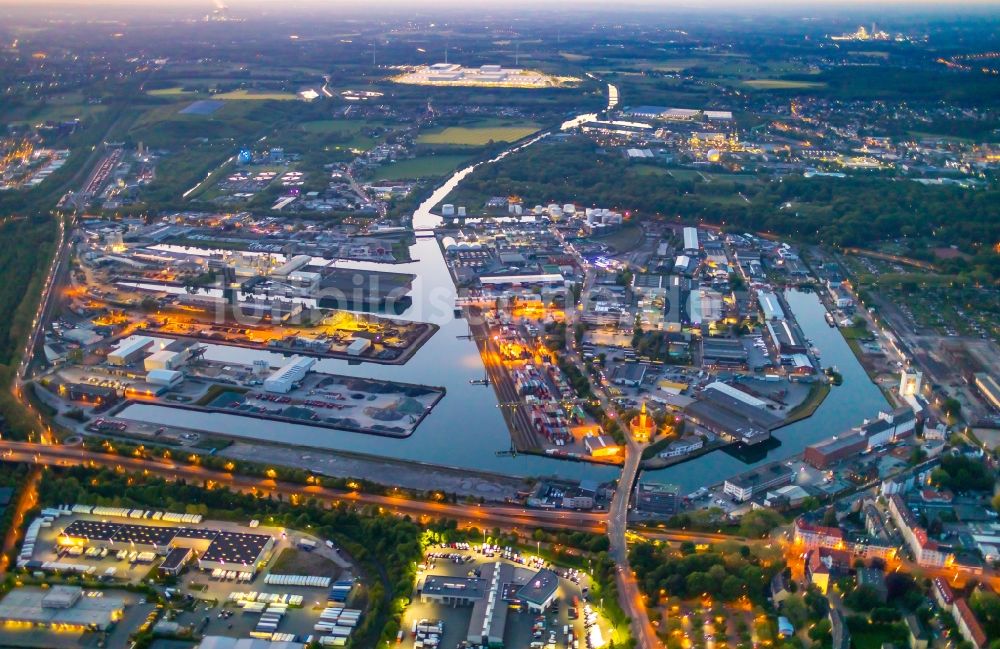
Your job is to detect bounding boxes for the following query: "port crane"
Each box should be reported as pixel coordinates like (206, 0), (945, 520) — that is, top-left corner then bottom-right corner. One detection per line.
(495, 443), (517, 458)
(469, 373), (490, 386)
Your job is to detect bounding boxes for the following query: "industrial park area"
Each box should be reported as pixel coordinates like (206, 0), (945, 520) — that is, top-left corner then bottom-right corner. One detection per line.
(2, 503), (367, 649)
(391, 63), (578, 89)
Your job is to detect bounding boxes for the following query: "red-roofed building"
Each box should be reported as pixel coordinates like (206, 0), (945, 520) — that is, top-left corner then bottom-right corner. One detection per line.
(954, 599), (987, 649)
(805, 547), (852, 594)
(920, 488), (953, 503)
(887, 494), (954, 568)
(806, 551), (831, 594)
(933, 577), (955, 609)
(793, 517), (845, 550)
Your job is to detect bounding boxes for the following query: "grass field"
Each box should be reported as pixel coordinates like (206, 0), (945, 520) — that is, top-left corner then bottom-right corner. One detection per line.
(300, 119), (388, 150)
(368, 155), (471, 181)
(591, 222), (643, 253)
(213, 89), (300, 101)
(908, 130), (976, 144)
(742, 79), (827, 90)
(417, 120), (541, 146)
(667, 169), (704, 181)
(651, 59), (706, 72)
(632, 164), (670, 176)
(29, 104), (107, 123)
(784, 382), (832, 424)
(148, 87), (200, 97)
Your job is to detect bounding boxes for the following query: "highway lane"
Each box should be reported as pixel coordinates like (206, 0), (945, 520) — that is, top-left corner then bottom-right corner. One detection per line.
(0, 467), (40, 575)
(10, 211), (70, 442)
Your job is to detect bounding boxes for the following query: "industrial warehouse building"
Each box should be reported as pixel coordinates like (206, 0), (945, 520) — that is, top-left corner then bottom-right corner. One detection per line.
(106, 335), (154, 366)
(346, 337), (371, 356)
(263, 356), (315, 393)
(804, 407), (917, 468)
(66, 382), (119, 407)
(634, 482), (681, 515)
(724, 461), (795, 502)
(766, 319), (807, 355)
(701, 337), (749, 367)
(418, 565), (559, 645)
(757, 290), (786, 321)
(682, 227), (700, 253)
(0, 586), (125, 631)
(974, 373), (1000, 410)
(584, 434), (620, 458)
(58, 519), (274, 576)
(684, 382), (782, 446)
(143, 339), (197, 372)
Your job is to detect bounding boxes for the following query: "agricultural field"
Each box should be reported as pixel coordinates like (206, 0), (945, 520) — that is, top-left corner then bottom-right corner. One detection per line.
(632, 164), (671, 176)
(299, 119), (390, 150)
(367, 154), (472, 181)
(213, 89), (301, 101)
(2, 92), (110, 124)
(742, 79), (827, 90)
(127, 100), (287, 148)
(416, 119), (541, 146)
(147, 87), (201, 97)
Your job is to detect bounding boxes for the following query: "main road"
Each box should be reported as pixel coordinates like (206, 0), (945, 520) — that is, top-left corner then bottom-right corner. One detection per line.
(0, 440), (739, 550)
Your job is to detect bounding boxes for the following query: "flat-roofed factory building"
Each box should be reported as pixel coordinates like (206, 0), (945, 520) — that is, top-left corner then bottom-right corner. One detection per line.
(58, 519), (274, 576)
(516, 569), (559, 613)
(0, 585), (125, 631)
(684, 382), (782, 446)
(107, 335), (154, 366)
(418, 564), (560, 646)
(419, 575), (487, 606)
(724, 462), (795, 502)
(701, 337), (749, 367)
(159, 547), (193, 576)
